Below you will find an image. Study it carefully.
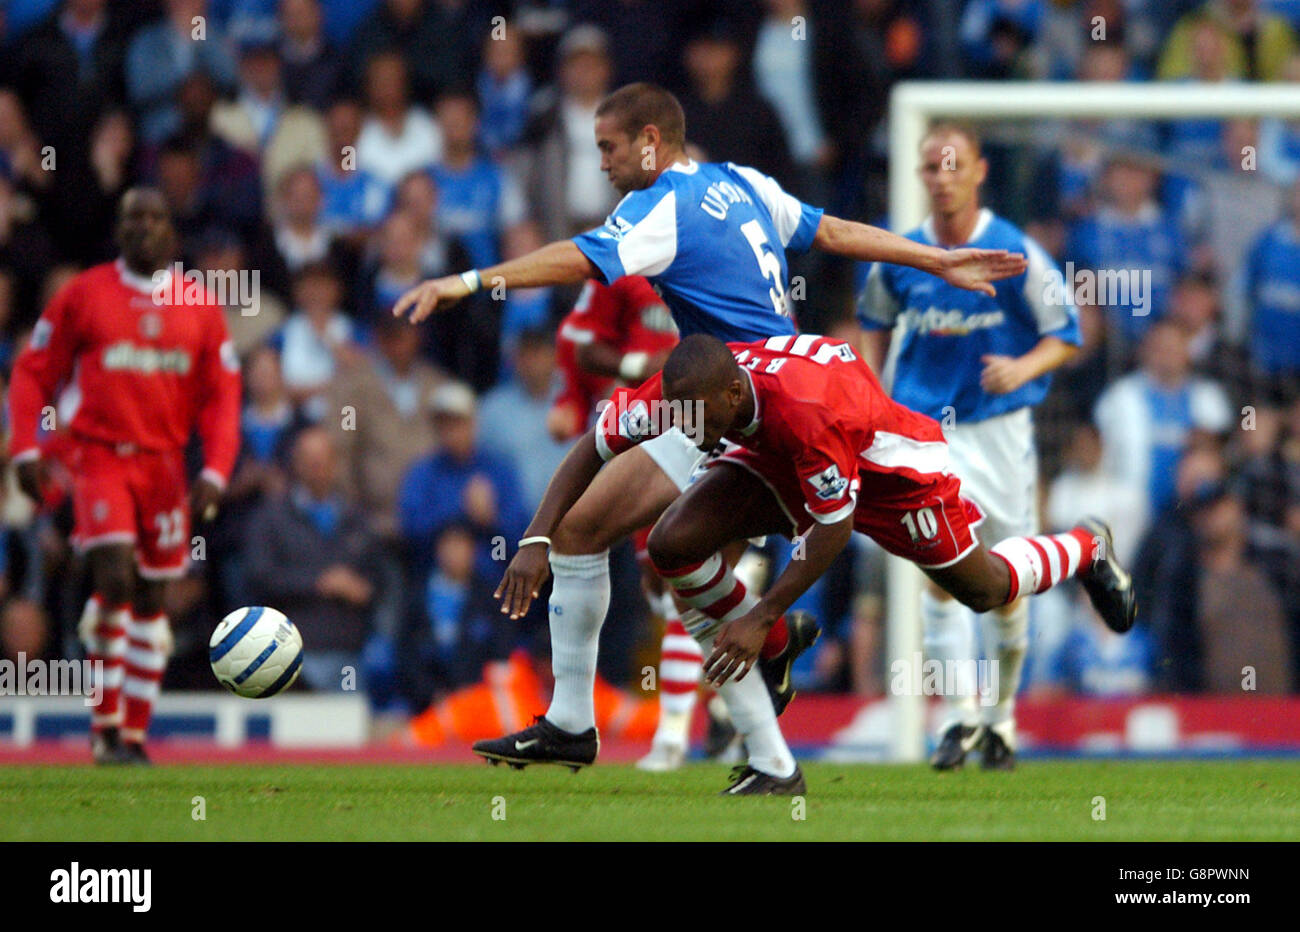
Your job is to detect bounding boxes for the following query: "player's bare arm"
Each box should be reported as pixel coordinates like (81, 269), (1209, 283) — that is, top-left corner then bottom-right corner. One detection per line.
(813, 215), (1027, 297)
(494, 428), (607, 619)
(979, 335), (1079, 395)
(703, 514), (853, 687)
(575, 340), (672, 381)
(393, 240), (598, 323)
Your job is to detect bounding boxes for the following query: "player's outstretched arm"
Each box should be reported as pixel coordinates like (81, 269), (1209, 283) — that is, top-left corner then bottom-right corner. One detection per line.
(812, 215), (1028, 297)
(703, 514), (854, 686)
(495, 428), (607, 619)
(393, 240), (599, 324)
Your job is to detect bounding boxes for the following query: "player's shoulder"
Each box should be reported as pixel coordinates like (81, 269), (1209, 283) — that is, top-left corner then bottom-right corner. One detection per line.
(973, 209), (1033, 251)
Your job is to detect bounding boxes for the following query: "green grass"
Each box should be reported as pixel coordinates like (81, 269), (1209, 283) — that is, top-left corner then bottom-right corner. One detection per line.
(3, 760), (1298, 841)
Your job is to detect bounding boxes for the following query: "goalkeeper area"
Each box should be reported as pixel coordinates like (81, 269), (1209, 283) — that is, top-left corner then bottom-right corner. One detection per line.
(4, 760), (1298, 842)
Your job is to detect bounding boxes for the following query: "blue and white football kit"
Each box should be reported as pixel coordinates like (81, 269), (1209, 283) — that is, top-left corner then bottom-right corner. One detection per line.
(858, 207), (1080, 748)
(573, 159), (822, 488)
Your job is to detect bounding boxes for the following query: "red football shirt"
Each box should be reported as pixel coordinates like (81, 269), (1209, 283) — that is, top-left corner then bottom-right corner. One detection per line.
(552, 277), (678, 439)
(7, 260), (243, 486)
(595, 334), (950, 526)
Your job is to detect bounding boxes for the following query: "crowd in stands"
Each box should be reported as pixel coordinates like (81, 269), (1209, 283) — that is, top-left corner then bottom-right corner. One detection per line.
(0, 0), (1297, 715)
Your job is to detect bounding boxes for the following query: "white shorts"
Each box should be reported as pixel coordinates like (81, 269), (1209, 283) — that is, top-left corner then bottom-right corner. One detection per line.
(944, 407), (1038, 544)
(641, 428), (709, 492)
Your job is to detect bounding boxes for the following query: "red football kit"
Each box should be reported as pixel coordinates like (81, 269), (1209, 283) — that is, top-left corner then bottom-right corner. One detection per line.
(595, 334), (985, 569)
(8, 260), (242, 576)
(552, 276), (679, 440)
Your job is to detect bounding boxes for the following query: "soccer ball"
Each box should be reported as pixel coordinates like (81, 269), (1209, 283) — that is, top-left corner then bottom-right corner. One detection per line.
(209, 606), (304, 698)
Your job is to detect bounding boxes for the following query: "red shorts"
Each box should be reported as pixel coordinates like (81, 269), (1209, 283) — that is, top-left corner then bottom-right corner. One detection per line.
(714, 448), (985, 569)
(68, 440), (190, 578)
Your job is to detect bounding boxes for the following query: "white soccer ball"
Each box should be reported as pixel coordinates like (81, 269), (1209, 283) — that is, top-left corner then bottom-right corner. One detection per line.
(209, 606), (303, 698)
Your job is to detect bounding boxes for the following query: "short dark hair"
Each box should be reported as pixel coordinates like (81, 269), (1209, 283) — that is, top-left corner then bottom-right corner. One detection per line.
(923, 121), (982, 156)
(662, 334), (737, 397)
(596, 82), (686, 149)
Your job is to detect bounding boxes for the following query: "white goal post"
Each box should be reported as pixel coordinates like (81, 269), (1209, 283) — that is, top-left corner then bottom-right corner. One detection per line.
(883, 81), (1300, 762)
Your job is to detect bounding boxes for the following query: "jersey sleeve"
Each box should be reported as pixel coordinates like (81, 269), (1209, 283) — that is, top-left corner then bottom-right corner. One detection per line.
(856, 261), (901, 330)
(575, 279), (624, 345)
(1021, 235), (1081, 343)
(195, 307), (243, 488)
(728, 164), (824, 253)
(593, 371), (665, 461)
(572, 187), (678, 284)
(788, 415), (860, 526)
(7, 279), (82, 461)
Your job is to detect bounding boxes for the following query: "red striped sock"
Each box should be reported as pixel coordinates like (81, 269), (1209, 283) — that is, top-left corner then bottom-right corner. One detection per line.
(990, 528), (1097, 603)
(653, 552), (758, 635)
(658, 617), (702, 716)
(83, 598), (128, 732)
(122, 612), (169, 745)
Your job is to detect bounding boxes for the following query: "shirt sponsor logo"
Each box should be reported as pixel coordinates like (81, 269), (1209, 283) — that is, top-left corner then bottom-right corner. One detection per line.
(102, 341), (192, 374)
(900, 306), (1006, 336)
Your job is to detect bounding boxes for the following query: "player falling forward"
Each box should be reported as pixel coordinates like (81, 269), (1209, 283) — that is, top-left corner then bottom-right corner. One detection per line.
(613, 334), (1135, 716)
(8, 188), (241, 764)
(858, 123), (1081, 771)
(395, 82), (1027, 794)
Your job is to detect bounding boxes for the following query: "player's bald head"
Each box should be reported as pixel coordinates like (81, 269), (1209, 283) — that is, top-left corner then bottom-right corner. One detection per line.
(118, 186), (168, 219)
(662, 334), (739, 400)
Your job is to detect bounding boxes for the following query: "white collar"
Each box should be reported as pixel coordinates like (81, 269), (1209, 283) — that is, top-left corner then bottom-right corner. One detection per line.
(921, 207), (993, 246)
(667, 158), (699, 175)
(737, 368), (761, 437)
(117, 257), (169, 295)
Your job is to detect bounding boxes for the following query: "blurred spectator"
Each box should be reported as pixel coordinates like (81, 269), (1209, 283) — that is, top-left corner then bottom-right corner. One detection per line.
(210, 30), (328, 197)
(0, 177), (57, 330)
(1238, 177), (1300, 405)
(753, 0), (835, 202)
(570, 0), (688, 88)
(1231, 402), (1292, 530)
(279, 0), (342, 110)
(1036, 587), (1157, 696)
(125, 0), (239, 143)
(959, 0), (1042, 78)
(477, 326), (569, 513)
(0, 89), (52, 195)
(1095, 320), (1234, 520)
(245, 426), (379, 693)
(499, 221), (557, 353)
(349, 0), (489, 104)
(1158, 0), (1298, 82)
(1255, 52), (1300, 184)
(315, 97), (393, 244)
(476, 21), (532, 156)
(680, 23), (794, 184)
(514, 24), (618, 240)
(404, 521), (513, 699)
(258, 164), (357, 300)
(193, 226), (287, 355)
(430, 89), (526, 271)
(1066, 155), (1186, 346)
(355, 50), (442, 187)
(1190, 484), (1293, 692)
(327, 315), (443, 539)
(1047, 422), (1148, 561)
(397, 381), (528, 584)
(270, 262), (363, 421)
(0, 597), (50, 663)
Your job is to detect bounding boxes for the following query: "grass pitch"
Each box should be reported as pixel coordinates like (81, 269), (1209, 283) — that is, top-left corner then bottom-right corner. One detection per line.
(3, 760), (1298, 842)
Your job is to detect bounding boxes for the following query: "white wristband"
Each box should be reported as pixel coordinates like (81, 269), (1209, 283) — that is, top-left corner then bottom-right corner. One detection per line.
(459, 269), (482, 294)
(618, 351), (650, 381)
(518, 536), (552, 549)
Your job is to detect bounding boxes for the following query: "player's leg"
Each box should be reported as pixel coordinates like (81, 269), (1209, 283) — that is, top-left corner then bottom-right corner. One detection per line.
(919, 578), (982, 769)
(636, 547), (701, 772)
(120, 573), (172, 762)
(83, 543), (137, 763)
(648, 461), (806, 792)
(473, 437), (690, 769)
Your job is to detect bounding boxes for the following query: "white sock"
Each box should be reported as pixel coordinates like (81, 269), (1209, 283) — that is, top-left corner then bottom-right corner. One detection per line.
(921, 588), (978, 732)
(652, 613), (701, 747)
(544, 550), (609, 734)
(978, 599), (1028, 735)
(698, 629), (796, 778)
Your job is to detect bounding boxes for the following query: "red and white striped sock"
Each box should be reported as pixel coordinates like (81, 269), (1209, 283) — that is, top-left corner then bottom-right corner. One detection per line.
(83, 597), (128, 733)
(990, 528), (1099, 603)
(122, 612), (169, 746)
(658, 615), (702, 717)
(653, 553), (788, 658)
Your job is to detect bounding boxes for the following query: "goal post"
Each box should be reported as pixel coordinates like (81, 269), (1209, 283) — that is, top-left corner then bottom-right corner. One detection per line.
(882, 81), (1300, 763)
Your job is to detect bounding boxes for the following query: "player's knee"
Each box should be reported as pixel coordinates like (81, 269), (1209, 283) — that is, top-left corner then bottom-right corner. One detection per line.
(552, 508), (614, 555)
(645, 511), (698, 573)
(90, 555), (135, 607)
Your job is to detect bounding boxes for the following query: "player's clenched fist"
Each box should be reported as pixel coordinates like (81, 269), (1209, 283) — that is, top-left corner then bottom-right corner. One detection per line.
(14, 458), (48, 504)
(495, 542), (551, 620)
(392, 274), (473, 324)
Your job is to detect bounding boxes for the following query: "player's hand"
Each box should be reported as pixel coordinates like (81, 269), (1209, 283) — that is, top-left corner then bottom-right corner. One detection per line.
(936, 248), (1027, 297)
(392, 274), (473, 324)
(495, 542), (551, 620)
(14, 458), (48, 505)
(980, 354), (1032, 395)
(703, 609), (773, 687)
(190, 477), (223, 523)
